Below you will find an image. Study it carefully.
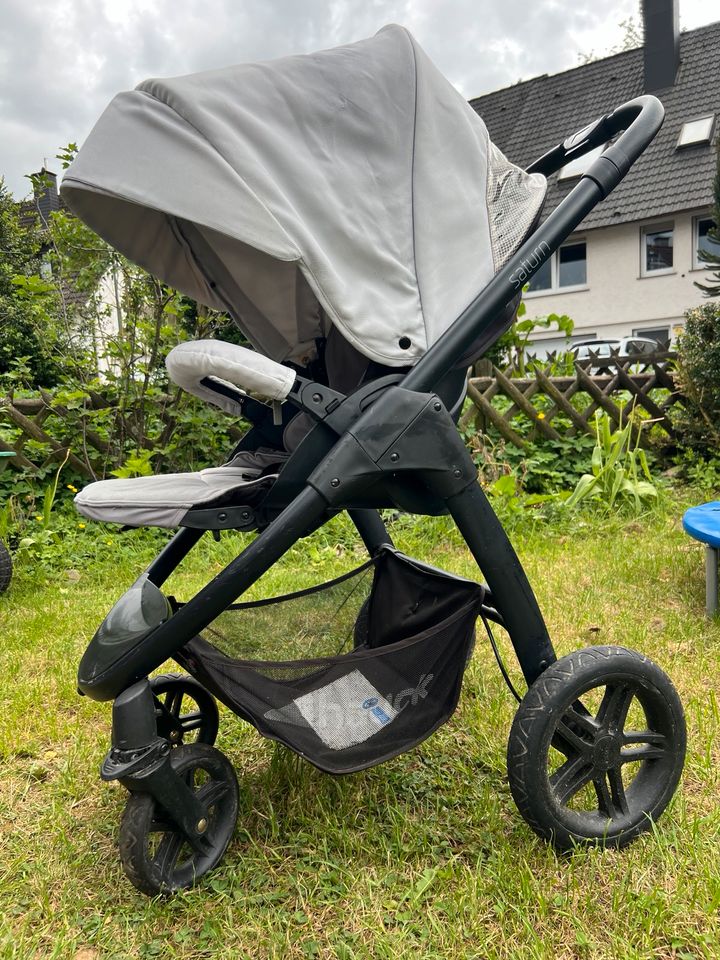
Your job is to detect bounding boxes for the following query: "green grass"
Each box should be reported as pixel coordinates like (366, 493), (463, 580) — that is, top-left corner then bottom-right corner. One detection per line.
(1, 504), (720, 959)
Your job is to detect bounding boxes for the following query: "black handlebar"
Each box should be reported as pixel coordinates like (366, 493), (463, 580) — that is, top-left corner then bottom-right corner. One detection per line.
(527, 95), (665, 197)
(402, 95), (665, 394)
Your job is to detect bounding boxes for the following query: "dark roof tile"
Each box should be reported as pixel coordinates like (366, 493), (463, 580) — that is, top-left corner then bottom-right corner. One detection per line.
(470, 20), (720, 229)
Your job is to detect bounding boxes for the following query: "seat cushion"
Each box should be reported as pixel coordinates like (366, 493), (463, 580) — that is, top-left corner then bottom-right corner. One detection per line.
(75, 449), (286, 528)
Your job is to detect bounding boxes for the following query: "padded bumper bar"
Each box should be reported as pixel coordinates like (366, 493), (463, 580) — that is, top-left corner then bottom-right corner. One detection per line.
(166, 340), (297, 414)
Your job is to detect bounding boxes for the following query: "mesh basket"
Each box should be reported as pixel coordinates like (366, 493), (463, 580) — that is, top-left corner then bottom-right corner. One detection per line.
(176, 548), (485, 774)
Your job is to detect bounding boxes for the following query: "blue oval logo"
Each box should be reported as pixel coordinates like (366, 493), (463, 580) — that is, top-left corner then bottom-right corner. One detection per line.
(362, 697), (378, 709)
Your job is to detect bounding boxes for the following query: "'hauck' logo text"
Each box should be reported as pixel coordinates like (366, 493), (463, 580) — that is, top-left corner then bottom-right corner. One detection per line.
(509, 240), (551, 290)
(387, 673), (433, 712)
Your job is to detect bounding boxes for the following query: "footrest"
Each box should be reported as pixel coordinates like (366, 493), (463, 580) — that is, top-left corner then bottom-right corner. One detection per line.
(75, 449), (286, 528)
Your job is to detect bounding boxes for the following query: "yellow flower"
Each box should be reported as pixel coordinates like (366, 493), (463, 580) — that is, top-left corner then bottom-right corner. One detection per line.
(67, 483), (78, 493)
(536, 411), (546, 420)
(106, 539), (113, 546)
(34, 514), (42, 521)
(78, 523), (86, 529)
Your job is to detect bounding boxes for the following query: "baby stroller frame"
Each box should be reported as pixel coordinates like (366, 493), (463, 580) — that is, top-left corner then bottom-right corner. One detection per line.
(78, 96), (686, 894)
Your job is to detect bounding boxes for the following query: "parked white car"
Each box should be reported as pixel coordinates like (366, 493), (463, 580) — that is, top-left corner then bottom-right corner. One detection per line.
(571, 336), (664, 371)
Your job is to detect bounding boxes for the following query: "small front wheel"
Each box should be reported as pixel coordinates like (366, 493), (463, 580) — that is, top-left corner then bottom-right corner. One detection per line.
(118, 743), (239, 895)
(507, 645), (685, 850)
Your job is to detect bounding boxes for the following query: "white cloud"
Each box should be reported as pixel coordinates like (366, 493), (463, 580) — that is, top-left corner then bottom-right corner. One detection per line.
(0, 0), (715, 196)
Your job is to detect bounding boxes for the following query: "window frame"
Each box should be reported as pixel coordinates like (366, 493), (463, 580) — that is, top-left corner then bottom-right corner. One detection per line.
(640, 221), (675, 278)
(631, 327), (670, 349)
(693, 215), (720, 270)
(524, 238), (588, 298)
(677, 115), (715, 148)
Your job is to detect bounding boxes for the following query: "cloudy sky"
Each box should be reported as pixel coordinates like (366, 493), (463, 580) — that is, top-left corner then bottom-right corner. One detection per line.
(0, 0), (714, 197)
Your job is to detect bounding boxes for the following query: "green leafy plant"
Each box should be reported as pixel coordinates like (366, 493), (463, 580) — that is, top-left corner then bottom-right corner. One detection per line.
(484, 299), (574, 375)
(673, 301), (720, 452)
(564, 412), (658, 513)
(110, 450), (155, 479)
(673, 449), (720, 494)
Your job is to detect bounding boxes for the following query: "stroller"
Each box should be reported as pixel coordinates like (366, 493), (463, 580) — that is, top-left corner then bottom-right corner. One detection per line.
(61, 26), (686, 895)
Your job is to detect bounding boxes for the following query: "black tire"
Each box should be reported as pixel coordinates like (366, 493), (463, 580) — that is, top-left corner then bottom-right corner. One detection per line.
(118, 743), (239, 895)
(150, 673), (219, 747)
(0, 539), (12, 594)
(507, 645), (685, 850)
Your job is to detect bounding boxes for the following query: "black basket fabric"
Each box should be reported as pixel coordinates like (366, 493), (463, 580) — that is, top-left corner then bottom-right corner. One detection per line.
(176, 548), (485, 774)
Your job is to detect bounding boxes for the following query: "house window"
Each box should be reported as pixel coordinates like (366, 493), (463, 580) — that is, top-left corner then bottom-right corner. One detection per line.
(695, 216), (720, 268)
(633, 327), (670, 353)
(677, 116), (715, 148)
(526, 240), (587, 294)
(558, 144), (606, 180)
(642, 223), (673, 275)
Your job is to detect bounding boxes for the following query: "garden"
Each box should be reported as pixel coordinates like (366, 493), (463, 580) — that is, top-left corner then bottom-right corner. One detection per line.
(2, 167), (720, 958)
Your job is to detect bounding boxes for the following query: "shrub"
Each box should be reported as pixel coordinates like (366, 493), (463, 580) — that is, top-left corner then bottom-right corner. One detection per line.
(673, 301), (720, 453)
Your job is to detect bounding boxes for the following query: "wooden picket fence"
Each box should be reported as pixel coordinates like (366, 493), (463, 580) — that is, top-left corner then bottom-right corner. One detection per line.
(0, 352), (682, 474)
(460, 352), (681, 448)
(0, 391), (245, 479)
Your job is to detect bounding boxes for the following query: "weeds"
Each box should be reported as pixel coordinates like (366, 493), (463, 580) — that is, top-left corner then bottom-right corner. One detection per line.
(565, 412), (659, 514)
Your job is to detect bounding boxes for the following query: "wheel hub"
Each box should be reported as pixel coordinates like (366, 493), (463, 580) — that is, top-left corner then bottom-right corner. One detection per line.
(592, 733), (621, 771)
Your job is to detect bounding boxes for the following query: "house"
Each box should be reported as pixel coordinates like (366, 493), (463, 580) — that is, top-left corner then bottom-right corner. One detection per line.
(470, 0), (720, 354)
(18, 168), (123, 367)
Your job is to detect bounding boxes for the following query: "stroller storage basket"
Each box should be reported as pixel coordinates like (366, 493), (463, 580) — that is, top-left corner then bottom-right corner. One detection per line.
(176, 548), (484, 774)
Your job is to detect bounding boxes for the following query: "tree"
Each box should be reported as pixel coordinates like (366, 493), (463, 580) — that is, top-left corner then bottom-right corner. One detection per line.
(695, 133), (720, 298)
(0, 178), (62, 384)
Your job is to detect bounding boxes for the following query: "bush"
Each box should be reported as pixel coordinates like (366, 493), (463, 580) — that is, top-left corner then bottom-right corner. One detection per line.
(673, 301), (720, 453)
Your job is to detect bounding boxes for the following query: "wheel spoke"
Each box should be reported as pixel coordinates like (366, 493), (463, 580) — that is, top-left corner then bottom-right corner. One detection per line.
(197, 779), (229, 809)
(607, 766), (630, 816)
(623, 730), (666, 746)
(596, 683), (634, 733)
(620, 744), (666, 763)
(593, 775), (614, 817)
(153, 830), (185, 874)
(179, 712), (204, 732)
(168, 689), (183, 718)
(554, 717), (594, 759)
(550, 755), (594, 804)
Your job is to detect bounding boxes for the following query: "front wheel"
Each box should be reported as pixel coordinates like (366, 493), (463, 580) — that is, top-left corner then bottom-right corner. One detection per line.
(506, 645), (685, 850)
(118, 743), (239, 895)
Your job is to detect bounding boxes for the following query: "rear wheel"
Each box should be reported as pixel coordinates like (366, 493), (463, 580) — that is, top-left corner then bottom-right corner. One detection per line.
(118, 743), (238, 895)
(0, 539), (12, 594)
(507, 645), (685, 850)
(150, 673), (219, 747)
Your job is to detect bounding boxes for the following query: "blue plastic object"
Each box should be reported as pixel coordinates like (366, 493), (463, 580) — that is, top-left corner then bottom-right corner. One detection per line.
(682, 502), (720, 549)
(682, 502), (720, 615)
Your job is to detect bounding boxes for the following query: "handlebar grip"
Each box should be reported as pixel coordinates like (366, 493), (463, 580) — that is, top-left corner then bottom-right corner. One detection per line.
(527, 95), (665, 199)
(585, 95), (665, 198)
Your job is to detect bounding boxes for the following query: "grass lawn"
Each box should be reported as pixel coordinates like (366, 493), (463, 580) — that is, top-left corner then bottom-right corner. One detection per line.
(1, 504), (719, 959)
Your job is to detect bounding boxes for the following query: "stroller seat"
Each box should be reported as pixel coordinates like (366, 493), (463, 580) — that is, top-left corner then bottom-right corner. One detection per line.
(75, 449), (286, 528)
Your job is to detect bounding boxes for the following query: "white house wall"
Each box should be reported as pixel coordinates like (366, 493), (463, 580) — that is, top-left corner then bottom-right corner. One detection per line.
(524, 209), (714, 352)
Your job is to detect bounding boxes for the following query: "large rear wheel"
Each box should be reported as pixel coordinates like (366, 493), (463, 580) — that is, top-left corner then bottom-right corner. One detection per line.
(507, 645), (685, 850)
(0, 539), (12, 594)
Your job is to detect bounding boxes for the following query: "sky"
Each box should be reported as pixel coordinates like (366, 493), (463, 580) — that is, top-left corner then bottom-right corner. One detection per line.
(0, 0), (715, 198)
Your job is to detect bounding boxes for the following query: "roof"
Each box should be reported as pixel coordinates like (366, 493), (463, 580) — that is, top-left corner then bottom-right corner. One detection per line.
(15, 194), (87, 311)
(470, 20), (720, 230)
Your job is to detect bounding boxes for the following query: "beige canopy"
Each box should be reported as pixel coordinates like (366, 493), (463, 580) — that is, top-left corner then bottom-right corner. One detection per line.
(61, 25), (545, 368)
